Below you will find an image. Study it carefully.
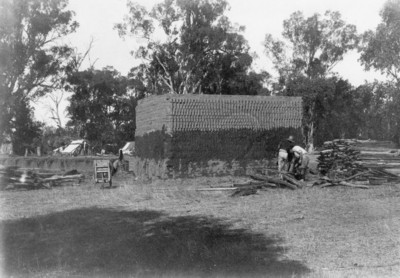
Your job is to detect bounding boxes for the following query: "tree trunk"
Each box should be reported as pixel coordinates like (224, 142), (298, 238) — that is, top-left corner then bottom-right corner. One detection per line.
(307, 121), (315, 152)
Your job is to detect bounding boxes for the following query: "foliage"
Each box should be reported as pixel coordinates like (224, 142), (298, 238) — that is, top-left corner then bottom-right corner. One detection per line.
(116, 0), (268, 95)
(352, 82), (400, 144)
(264, 11), (359, 149)
(37, 125), (79, 155)
(264, 10), (358, 81)
(67, 67), (136, 152)
(283, 76), (363, 147)
(10, 97), (43, 155)
(359, 0), (400, 83)
(283, 76), (400, 146)
(311, 79), (363, 146)
(0, 0), (78, 147)
(359, 0), (400, 145)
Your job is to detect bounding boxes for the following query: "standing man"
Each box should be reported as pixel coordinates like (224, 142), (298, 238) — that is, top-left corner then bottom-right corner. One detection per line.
(277, 135), (295, 178)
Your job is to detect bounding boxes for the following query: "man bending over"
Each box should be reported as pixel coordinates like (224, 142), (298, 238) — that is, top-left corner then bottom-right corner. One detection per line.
(291, 145), (310, 181)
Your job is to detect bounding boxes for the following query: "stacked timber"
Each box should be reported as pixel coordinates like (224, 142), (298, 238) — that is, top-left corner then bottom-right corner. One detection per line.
(317, 139), (362, 178)
(314, 139), (400, 188)
(0, 165), (84, 190)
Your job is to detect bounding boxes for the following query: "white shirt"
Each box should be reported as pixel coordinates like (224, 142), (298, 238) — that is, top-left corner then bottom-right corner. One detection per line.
(292, 146), (307, 157)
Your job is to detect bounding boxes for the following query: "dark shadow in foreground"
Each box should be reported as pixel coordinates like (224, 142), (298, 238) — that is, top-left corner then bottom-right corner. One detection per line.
(1, 207), (310, 277)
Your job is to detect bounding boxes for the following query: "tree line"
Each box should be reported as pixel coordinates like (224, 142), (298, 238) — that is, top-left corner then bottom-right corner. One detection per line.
(1, 0), (400, 155)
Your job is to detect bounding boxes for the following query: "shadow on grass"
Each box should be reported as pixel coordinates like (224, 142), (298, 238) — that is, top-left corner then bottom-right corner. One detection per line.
(1, 208), (310, 277)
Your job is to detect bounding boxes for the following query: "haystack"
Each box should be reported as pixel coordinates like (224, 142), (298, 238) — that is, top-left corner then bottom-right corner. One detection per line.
(133, 94), (303, 178)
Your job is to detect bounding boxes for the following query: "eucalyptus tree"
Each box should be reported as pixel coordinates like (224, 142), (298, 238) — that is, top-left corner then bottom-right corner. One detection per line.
(116, 0), (267, 95)
(263, 11), (359, 149)
(67, 67), (135, 150)
(0, 0), (78, 152)
(359, 0), (400, 145)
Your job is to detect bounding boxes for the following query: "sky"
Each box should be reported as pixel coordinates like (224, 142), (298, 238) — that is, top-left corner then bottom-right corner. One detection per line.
(33, 0), (388, 125)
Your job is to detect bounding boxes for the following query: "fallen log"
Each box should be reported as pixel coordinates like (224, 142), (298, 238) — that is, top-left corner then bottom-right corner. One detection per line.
(42, 174), (84, 182)
(248, 174), (297, 190)
(339, 181), (369, 189)
(234, 180), (277, 187)
(370, 168), (400, 178)
(231, 187), (258, 197)
(261, 182), (278, 188)
(282, 174), (304, 188)
(336, 171), (371, 182)
(319, 181), (369, 189)
(233, 181), (265, 187)
(196, 187), (237, 191)
(318, 182), (335, 188)
(210, 184), (235, 188)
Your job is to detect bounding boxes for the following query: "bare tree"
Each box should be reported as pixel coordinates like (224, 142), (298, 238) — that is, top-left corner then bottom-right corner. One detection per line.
(45, 91), (66, 128)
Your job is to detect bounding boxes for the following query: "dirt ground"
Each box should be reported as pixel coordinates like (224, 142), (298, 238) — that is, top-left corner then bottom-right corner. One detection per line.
(0, 174), (399, 278)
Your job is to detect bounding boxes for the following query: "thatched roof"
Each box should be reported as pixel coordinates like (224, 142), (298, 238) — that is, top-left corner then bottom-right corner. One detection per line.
(169, 95), (302, 131)
(136, 94), (302, 135)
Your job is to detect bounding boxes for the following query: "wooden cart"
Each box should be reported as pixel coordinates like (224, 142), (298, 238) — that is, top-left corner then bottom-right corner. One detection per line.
(94, 160), (112, 188)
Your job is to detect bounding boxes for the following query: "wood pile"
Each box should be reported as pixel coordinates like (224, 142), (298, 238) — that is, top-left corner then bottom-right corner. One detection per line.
(314, 139), (400, 188)
(205, 139), (400, 196)
(317, 139), (362, 178)
(0, 166), (85, 190)
(196, 173), (303, 197)
(195, 172), (304, 196)
(312, 167), (400, 189)
(231, 173), (305, 196)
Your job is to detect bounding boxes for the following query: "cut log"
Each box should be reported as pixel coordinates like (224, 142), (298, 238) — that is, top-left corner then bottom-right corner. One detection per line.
(282, 174), (304, 188)
(248, 174), (297, 190)
(233, 181), (266, 187)
(338, 181), (369, 189)
(370, 168), (400, 178)
(42, 174), (84, 182)
(196, 187), (237, 191)
(319, 182), (334, 188)
(336, 171), (371, 182)
(210, 184), (235, 188)
(231, 187), (258, 197)
(262, 183), (278, 188)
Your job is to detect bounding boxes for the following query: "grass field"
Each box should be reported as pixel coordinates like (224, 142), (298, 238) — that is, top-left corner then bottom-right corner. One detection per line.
(0, 175), (399, 278)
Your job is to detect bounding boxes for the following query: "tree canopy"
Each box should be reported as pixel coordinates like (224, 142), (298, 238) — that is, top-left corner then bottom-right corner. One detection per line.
(263, 10), (359, 149)
(67, 67), (136, 151)
(359, 0), (400, 144)
(116, 0), (268, 96)
(264, 11), (358, 81)
(0, 0), (78, 152)
(359, 0), (400, 83)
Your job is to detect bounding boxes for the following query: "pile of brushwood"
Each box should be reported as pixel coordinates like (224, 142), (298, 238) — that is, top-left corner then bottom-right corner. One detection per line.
(0, 165), (84, 190)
